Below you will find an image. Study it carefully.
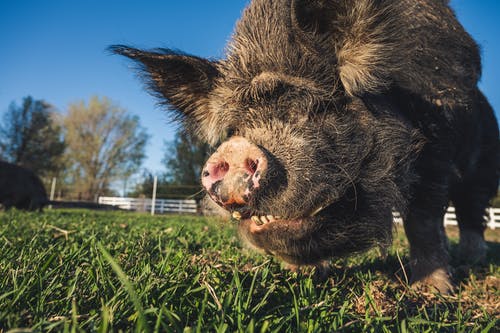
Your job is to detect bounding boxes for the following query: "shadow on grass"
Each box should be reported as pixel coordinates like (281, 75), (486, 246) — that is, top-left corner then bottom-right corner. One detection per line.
(315, 239), (499, 289)
(450, 240), (500, 282)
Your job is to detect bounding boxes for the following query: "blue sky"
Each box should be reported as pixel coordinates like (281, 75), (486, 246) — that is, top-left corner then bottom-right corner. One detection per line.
(0, 0), (499, 175)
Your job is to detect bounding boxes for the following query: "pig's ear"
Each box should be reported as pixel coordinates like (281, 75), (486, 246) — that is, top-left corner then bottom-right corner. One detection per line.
(290, 0), (399, 96)
(289, 1), (347, 86)
(290, 0), (339, 38)
(110, 45), (219, 123)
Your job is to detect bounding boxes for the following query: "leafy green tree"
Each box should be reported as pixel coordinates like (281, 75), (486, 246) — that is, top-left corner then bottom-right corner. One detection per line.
(163, 130), (210, 185)
(63, 96), (149, 201)
(127, 169), (160, 197)
(134, 130), (210, 200)
(128, 169), (202, 200)
(0, 96), (66, 178)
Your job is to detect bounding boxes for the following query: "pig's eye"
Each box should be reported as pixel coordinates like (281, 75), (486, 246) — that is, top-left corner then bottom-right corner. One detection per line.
(218, 127), (236, 144)
(227, 128), (236, 137)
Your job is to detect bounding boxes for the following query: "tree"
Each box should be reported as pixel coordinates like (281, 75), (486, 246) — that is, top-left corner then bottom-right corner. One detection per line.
(124, 130), (210, 200)
(63, 96), (149, 201)
(163, 130), (210, 185)
(127, 169), (164, 197)
(128, 169), (203, 200)
(0, 96), (66, 178)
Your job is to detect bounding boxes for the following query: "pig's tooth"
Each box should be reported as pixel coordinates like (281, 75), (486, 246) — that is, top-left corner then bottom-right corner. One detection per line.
(260, 216), (269, 224)
(252, 216), (263, 225)
(232, 211), (242, 220)
(267, 215), (276, 222)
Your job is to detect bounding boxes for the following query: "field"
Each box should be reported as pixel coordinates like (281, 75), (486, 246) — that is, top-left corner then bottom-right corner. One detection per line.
(0, 210), (498, 332)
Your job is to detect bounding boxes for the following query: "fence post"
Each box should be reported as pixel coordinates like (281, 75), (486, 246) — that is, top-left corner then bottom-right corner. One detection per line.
(49, 177), (57, 209)
(488, 208), (495, 230)
(151, 176), (158, 216)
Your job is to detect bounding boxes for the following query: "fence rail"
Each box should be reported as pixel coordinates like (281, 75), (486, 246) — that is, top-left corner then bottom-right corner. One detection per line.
(98, 197), (197, 214)
(393, 207), (500, 230)
(99, 196), (500, 229)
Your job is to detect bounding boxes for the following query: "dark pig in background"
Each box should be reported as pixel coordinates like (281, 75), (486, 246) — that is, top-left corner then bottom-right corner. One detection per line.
(112, 0), (499, 293)
(0, 161), (48, 211)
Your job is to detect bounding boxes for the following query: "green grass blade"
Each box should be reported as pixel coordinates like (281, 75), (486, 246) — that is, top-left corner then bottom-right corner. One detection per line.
(97, 242), (150, 333)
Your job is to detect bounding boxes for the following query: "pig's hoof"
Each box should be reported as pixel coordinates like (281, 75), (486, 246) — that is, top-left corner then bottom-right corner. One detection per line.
(458, 231), (487, 264)
(284, 263), (300, 273)
(284, 261), (331, 282)
(312, 261), (332, 282)
(410, 267), (454, 294)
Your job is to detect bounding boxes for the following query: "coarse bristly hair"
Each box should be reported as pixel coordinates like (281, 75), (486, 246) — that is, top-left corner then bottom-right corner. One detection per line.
(112, 0), (499, 292)
(0, 161), (48, 211)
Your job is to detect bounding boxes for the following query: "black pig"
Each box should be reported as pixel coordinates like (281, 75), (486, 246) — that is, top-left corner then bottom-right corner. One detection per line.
(0, 161), (48, 211)
(112, 0), (499, 293)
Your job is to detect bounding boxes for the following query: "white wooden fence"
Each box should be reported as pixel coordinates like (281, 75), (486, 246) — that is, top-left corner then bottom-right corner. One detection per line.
(98, 197), (197, 214)
(393, 207), (500, 230)
(98, 196), (500, 229)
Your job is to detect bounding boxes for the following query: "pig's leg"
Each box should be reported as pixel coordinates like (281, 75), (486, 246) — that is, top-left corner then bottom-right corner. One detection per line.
(450, 155), (497, 263)
(451, 157), (495, 266)
(403, 206), (452, 293)
(450, 183), (488, 264)
(400, 127), (457, 293)
(2, 198), (14, 211)
(450, 94), (498, 264)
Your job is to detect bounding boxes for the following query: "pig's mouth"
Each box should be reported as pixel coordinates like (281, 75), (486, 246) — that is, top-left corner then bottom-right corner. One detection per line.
(234, 213), (287, 232)
(232, 190), (376, 265)
(231, 199), (334, 231)
(233, 200), (339, 265)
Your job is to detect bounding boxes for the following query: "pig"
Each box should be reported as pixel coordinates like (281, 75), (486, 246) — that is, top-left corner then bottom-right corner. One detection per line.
(112, 0), (499, 293)
(0, 161), (48, 211)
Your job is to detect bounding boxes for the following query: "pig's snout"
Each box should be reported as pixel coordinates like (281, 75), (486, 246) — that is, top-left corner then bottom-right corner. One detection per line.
(202, 136), (268, 209)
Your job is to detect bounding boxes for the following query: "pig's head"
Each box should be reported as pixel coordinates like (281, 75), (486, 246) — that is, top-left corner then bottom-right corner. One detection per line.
(112, 0), (421, 265)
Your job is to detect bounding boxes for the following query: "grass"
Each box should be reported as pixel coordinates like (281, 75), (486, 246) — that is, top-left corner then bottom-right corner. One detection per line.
(0, 209), (498, 332)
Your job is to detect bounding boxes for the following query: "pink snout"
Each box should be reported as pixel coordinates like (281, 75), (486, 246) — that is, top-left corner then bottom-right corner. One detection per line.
(202, 136), (268, 208)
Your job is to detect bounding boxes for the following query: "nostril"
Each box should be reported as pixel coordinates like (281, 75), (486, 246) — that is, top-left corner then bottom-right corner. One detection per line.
(207, 161), (229, 180)
(245, 158), (258, 175)
(218, 161), (230, 174)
